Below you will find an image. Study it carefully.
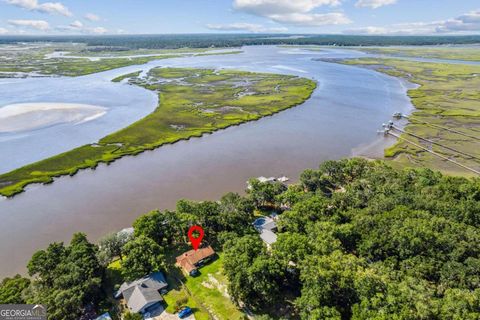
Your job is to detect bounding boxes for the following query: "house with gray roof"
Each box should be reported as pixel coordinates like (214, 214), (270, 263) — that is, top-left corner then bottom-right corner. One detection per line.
(114, 271), (168, 314)
(253, 216), (278, 248)
(260, 229), (277, 246)
(94, 312), (112, 320)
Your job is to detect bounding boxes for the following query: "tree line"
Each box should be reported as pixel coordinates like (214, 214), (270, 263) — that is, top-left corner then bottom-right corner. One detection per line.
(1, 34), (480, 49)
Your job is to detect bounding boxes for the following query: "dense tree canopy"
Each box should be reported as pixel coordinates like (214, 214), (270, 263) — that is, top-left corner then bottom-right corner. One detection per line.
(0, 274), (30, 304)
(2, 34), (480, 49)
(97, 230), (131, 266)
(133, 210), (181, 246)
(25, 233), (103, 320)
(121, 235), (164, 281)
(222, 159), (480, 319)
(4, 158), (480, 319)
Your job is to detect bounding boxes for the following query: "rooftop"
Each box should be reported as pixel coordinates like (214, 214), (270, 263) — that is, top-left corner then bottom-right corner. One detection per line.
(260, 229), (278, 245)
(114, 271), (168, 299)
(125, 285), (163, 314)
(253, 216), (277, 232)
(176, 246), (216, 274)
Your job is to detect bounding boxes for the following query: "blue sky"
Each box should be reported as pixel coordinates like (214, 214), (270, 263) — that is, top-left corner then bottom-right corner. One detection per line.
(0, 0), (479, 35)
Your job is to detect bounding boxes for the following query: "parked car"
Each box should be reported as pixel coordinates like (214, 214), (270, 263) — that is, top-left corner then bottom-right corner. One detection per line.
(178, 306), (193, 319)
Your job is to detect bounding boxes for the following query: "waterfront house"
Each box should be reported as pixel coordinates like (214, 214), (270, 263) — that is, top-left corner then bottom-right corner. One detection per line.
(176, 246), (216, 276)
(114, 271), (168, 314)
(253, 216), (278, 248)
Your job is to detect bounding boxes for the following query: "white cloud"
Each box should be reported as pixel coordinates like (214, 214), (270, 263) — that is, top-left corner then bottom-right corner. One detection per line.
(343, 26), (388, 34)
(4, 0), (72, 16)
(268, 12), (351, 26)
(232, 0), (350, 27)
(344, 10), (480, 35)
(90, 26), (107, 34)
(4, 0), (36, 9)
(70, 20), (83, 28)
(0, 27), (9, 34)
(8, 19), (50, 30)
(84, 13), (100, 22)
(57, 21), (108, 34)
(458, 10), (480, 24)
(435, 10), (480, 33)
(206, 22), (287, 33)
(355, 0), (397, 9)
(234, 0), (341, 15)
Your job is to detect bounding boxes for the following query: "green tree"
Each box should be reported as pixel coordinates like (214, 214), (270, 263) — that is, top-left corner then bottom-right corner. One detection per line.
(247, 179), (287, 208)
(295, 251), (365, 319)
(351, 276), (436, 320)
(133, 210), (180, 245)
(277, 196), (334, 233)
(218, 192), (255, 235)
(124, 312), (143, 320)
(97, 231), (131, 265)
(272, 233), (313, 266)
(121, 236), (164, 281)
(176, 199), (221, 239)
(438, 288), (480, 320)
(300, 168), (334, 194)
(26, 233), (103, 320)
(223, 235), (283, 310)
(0, 275), (30, 304)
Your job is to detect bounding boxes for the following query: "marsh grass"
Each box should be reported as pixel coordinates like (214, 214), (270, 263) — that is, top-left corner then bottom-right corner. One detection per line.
(342, 57), (480, 175)
(0, 67), (316, 197)
(358, 46), (480, 62)
(0, 45), (242, 78)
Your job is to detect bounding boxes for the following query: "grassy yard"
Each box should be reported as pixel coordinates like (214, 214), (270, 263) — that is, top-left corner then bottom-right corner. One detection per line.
(97, 259), (124, 320)
(163, 254), (246, 320)
(103, 252), (246, 320)
(339, 56), (480, 176)
(0, 67), (316, 197)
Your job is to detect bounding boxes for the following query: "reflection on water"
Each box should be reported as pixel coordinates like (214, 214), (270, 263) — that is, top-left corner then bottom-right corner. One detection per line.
(0, 75), (158, 173)
(0, 46), (414, 277)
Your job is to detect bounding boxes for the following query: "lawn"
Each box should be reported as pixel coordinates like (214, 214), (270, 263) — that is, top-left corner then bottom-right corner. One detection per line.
(163, 254), (246, 320)
(104, 251), (246, 320)
(338, 56), (480, 176)
(0, 67), (316, 197)
(97, 259), (125, 320)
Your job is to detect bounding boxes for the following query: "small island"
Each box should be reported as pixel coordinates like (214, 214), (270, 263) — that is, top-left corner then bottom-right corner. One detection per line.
(0, 67), (316, 197)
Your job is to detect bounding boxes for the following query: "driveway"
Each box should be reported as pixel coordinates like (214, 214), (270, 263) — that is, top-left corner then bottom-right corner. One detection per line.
(145, 305), (195, 320)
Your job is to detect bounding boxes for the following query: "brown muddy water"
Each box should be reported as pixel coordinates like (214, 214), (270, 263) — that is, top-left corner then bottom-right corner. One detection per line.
(0, 46), (414, 277)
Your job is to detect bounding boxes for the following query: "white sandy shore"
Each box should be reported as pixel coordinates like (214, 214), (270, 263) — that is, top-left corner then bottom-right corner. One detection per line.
(0, 102), (107, 133)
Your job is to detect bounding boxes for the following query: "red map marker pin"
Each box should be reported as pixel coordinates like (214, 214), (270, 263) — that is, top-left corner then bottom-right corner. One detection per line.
(188, 225), (204, 251)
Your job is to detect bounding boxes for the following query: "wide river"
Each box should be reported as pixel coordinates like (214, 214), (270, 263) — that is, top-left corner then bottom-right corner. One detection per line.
(0, 46), (414, 277)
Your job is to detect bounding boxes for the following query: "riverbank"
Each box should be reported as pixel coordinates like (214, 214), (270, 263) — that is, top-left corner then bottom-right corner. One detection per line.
(0, 67), (316, 197)
(337, 57), (480, 176)
(0, 45), (414, 278)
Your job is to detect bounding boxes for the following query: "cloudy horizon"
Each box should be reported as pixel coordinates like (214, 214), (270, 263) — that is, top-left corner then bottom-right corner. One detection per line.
(0, 0), (478, 36)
